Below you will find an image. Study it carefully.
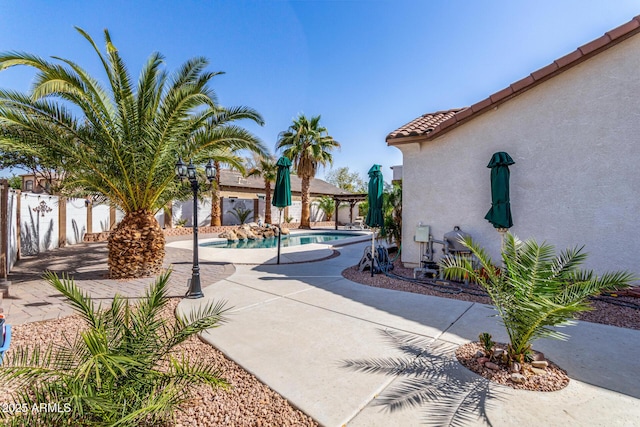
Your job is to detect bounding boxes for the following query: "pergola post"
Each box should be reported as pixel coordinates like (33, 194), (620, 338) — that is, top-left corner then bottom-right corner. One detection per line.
(332, 193), (367, 230)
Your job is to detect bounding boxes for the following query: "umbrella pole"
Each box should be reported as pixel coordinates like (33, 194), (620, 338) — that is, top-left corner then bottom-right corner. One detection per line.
(277, 208), (283, 264)
(371, 227), (376, 277)
(497, 227), (508, 266)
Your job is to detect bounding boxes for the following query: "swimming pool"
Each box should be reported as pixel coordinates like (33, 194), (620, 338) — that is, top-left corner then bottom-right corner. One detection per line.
(201, 231), (365, 249)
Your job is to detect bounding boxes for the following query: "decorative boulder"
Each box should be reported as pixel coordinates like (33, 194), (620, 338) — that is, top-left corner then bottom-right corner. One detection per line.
(220, 230), (239, 242)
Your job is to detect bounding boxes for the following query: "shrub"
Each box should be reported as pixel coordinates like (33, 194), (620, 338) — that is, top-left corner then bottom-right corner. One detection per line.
(441, 233), (633, 363)
(0, 270), (229, 426)
(227, 206), (253, 224)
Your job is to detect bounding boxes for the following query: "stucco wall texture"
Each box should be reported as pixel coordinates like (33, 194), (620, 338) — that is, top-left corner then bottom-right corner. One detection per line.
(396, 34), (640, 279)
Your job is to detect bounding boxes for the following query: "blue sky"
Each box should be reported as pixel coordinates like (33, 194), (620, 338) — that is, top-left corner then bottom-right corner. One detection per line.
(1, 0), (638, 183)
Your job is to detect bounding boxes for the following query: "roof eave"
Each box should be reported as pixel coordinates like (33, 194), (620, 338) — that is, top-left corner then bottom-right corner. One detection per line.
(387, 15), (640, 145)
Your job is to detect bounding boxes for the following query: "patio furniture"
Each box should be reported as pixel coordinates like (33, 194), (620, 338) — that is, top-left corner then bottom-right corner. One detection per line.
(345, 216), (365, 230)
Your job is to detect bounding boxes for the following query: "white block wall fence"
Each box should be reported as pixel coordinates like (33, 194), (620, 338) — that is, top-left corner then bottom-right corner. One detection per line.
(0, 181), (337, 277)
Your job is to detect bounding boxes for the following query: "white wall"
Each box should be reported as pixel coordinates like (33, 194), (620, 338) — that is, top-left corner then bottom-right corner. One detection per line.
(222, 198), (254, 225)
(337, 204), (359, 224)
(397, 34), (640, 277)
(65, 197), (87, 245)
(19, 193), (59, 255)
(92, 203), (111, 233)
(287, 201), (302, 223)
(7, 191), (18, 271)
(176, 197), (213, 227)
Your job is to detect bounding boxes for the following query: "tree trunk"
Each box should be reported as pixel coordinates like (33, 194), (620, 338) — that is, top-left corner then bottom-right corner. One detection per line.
(210, 160), (222, 226)
(300, 176), (311, 229)
(264, 178), (272, 224)
(107, 209), (165, 279)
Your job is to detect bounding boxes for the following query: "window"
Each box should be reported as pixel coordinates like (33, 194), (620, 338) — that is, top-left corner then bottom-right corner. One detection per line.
(25, 180), (33, 191)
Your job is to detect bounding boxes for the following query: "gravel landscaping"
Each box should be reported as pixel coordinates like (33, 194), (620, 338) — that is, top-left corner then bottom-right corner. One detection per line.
(2, 252), (638, 424)
(342, 258), (640, 331)
(343, 256), (640, 393)
(2, 298), (318, 427)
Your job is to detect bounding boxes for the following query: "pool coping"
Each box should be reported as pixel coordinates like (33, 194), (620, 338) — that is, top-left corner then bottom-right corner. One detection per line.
(166, 229), (372, 265)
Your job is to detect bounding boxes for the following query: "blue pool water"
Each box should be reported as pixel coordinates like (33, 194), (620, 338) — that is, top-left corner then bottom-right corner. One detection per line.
(202, 232), (362, 249)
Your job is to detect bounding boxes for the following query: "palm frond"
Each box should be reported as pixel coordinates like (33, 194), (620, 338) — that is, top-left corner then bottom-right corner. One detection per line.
(442, 232), (634, 361)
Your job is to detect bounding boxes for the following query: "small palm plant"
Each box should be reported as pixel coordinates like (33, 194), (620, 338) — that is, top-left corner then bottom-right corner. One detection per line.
(317, 196), (335, 221)
(0, 270), (229, 426)
(227, 205), (253, 224)
(478, 332), (495, 358)
(441, 232), (633, 364)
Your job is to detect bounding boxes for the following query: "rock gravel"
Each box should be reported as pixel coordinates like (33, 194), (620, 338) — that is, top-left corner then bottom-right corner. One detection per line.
(342, 258), (640, 331)
(343, 257), (640, 392)
(455, 342), (570, 392)
(2, 299), (318, 427)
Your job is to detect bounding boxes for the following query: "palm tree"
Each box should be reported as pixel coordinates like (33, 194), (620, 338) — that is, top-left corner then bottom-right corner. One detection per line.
(441, 233), (633, 363)
(246, 153), (277, 224)
(0, 28), (265, 278)
(317, 195), (335, 221)
(381, 182), (402, 247)
(0, 270), (229, 425)
(276, 114), (340, 229)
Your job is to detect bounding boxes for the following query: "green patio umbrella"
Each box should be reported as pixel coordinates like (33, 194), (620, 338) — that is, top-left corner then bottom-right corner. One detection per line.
(484, 151), (515, 230)
(365, 164), (384, 276)
(272, 156), (292, 264)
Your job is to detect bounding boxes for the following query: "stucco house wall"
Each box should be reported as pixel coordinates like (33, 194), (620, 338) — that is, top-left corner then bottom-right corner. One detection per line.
(395, 31), (640, 277)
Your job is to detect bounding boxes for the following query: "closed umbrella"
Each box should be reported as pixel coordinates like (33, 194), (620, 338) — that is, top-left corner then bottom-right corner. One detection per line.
(272, 156), (292, 264)
(484, 152), (515, 251)
(365, 164), (384, 276)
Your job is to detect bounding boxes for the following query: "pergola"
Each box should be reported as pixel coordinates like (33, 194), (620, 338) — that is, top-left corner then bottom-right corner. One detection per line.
(332, 193), (367, 230)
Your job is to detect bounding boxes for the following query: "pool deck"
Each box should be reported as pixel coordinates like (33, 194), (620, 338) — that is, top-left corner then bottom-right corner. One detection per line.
(179, 239), (640, 427)
(167, 229), (371, 265)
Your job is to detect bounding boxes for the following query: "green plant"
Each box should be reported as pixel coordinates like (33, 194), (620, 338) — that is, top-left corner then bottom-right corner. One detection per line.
(246, 153), (277, 224)
(0, 28), (266, 278)
(227, 205), (253, 224)
(441, 232), (633, 364)
(317, 196), (335, 221)
(380, 182), (402, 247)
(478, 332), (495, 357)
(6, 175), (22, 190)
(174, 218), (188, 227)
(0, 270), (229, 426)
(284, 216), (294, 223)
(276, 114), (340, 229)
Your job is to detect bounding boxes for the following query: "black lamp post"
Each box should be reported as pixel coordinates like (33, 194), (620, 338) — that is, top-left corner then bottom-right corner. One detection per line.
(175, 157), (215, 299)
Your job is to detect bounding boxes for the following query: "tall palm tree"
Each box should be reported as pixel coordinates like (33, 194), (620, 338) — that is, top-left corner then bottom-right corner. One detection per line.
(0, 28), (265, 278)
(246, 153), (277, 224)
(276, 114), (339, 228)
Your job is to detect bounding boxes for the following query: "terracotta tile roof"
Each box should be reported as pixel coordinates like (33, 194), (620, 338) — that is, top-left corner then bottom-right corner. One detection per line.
(387, 15), (640, 145)
(386, 109), (466, 140)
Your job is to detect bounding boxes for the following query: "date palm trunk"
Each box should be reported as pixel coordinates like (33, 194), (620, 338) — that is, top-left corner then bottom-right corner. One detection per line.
(210, 160), (222, 226)
(264, 178), (273, 224)
(300, 176), (311, 229)
(107, 210), (165, 279)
